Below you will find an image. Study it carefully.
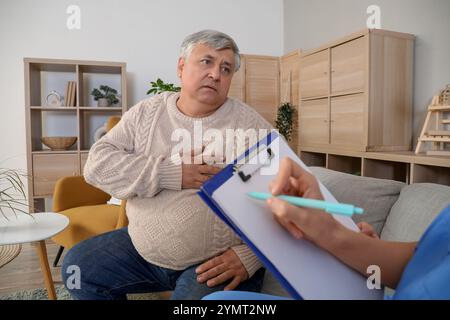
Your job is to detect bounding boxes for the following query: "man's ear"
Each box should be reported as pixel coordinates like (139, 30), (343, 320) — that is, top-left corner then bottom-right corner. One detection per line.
(177, 57), (185, 78)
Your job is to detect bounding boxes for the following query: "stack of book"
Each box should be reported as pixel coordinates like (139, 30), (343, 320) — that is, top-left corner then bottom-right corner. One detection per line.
(64, 81), (77, 106)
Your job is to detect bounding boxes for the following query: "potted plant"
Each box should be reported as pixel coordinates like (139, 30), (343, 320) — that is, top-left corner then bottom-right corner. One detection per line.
(0, 168), (30, 220)
(147, 78), (181, 95)
(275, 102), (296, 141)
(91, 85), (120, 107)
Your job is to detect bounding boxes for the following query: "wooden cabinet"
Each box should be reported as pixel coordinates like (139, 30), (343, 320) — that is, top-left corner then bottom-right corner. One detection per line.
(300, 98), (329, 145)
(330, 94), (365, 147)
(229, 54), (279, 126)
(299, 50), (328, 99)
(32, 154), (79, 196)
(298, 29), (414, 152)
(331, 37), (366, 95)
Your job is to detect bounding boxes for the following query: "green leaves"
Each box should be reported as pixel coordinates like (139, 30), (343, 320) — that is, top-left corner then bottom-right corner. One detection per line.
(90, 88), (103, 100)
(90, 85), (120, 104)
(146, 78), (181, 95)
(275, 102), (296, 141)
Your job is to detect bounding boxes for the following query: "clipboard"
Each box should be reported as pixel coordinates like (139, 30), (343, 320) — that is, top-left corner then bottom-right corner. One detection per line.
(198, 131), (383, 300)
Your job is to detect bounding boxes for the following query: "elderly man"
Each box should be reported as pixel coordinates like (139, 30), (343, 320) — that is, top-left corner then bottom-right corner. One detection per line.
(62, 30), (273, 300)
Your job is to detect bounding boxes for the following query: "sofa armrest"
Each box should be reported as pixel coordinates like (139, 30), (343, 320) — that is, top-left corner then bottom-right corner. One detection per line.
(52, 175), (111, 212)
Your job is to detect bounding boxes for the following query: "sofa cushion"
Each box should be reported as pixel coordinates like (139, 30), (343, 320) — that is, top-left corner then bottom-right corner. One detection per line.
(309, 167), (405, 235)
(381, 183), (450, 242)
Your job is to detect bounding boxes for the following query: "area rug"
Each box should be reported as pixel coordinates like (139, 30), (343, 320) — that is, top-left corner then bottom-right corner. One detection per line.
(0, 284), (164, 300)
(0, 284), (72, 300)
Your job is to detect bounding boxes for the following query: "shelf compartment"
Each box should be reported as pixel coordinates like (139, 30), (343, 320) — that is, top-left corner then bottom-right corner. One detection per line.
(300, 151), (326, 167)
(27, 62), (77, 107)
(30, 109), (78, 152)
(327, 154), (362, 175)
(411, 164), (450, 185)
(362, 158), (408, 183)
(78, 64), (125, 108)
(79, 110), (121, 150)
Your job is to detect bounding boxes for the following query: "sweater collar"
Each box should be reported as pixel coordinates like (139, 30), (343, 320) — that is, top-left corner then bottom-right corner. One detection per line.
(167, 92), (232, 123)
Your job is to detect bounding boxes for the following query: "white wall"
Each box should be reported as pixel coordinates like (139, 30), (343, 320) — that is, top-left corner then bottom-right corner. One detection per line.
(284, 0), (450, 147)
(1, 0), (449, 183)
(0, 0), (283, 173)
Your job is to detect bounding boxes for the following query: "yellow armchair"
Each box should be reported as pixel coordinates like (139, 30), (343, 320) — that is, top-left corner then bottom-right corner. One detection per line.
(51, 176), (128, 249)
(51, 116), (128, 266)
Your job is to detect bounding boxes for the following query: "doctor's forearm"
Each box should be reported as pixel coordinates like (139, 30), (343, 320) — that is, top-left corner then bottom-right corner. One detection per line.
(323, 227), (417, 289)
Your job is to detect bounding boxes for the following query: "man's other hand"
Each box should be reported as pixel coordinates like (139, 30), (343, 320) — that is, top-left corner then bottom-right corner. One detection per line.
(195, 249), (248, 290)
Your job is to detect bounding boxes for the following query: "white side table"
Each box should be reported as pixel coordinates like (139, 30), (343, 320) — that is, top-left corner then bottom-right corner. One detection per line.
(0, 212), (69, 300)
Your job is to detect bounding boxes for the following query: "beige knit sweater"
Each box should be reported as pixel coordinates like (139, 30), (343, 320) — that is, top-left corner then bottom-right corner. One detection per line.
(83, 92), (273, 277)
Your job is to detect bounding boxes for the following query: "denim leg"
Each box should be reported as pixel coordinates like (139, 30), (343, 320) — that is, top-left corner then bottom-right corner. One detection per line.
(203, 291), (291, 300)
(61, 227), (181, 300)
(171, 266), (266, 300)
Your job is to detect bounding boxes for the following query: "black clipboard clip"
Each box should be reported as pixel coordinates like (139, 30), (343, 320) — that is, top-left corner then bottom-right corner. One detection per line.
(233, 146), (274, 182)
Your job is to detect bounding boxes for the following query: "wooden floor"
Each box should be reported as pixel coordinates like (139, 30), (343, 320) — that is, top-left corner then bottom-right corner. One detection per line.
(0, 240), (66, 296)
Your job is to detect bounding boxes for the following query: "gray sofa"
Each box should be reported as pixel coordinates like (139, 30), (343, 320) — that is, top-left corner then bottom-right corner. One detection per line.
(261, 166), (450, 297)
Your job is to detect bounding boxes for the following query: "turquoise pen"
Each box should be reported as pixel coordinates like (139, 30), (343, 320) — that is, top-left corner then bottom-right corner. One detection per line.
(247, 192), (364, 217)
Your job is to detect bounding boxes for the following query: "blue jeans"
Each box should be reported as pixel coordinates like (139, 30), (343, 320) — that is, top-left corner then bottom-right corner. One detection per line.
(203, 291), (291, 300)
(61, 227), (265, 300)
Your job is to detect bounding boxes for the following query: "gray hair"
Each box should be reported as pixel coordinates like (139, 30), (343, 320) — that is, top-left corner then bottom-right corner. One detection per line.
(180, 30), (241, 72)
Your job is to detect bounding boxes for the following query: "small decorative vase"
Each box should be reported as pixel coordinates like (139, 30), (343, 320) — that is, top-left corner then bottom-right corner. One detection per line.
(97, 98), (110, 107)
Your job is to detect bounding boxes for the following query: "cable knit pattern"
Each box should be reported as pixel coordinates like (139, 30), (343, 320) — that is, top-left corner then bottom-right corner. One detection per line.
(83, 92), (273, 278)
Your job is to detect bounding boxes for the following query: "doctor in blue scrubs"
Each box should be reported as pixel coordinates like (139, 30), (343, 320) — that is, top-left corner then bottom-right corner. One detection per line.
(204, 157), (450, 300)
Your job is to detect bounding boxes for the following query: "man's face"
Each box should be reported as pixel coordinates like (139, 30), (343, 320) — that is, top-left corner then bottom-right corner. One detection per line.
(177, 44), (235, 108)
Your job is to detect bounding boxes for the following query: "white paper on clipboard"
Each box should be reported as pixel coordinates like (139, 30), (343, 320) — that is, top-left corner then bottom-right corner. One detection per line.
(209, 134), (383, 300)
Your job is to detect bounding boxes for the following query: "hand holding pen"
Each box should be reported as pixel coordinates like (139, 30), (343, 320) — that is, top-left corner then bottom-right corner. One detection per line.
(255, 157), (351, 250)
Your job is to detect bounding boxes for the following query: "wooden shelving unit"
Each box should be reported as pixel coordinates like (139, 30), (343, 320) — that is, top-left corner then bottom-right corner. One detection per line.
(299, 147), (450, 186)
(24, 58), (127, 212)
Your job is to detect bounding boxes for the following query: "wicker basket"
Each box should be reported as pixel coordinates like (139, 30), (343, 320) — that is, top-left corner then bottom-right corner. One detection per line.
(41, 136), (77, 151)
